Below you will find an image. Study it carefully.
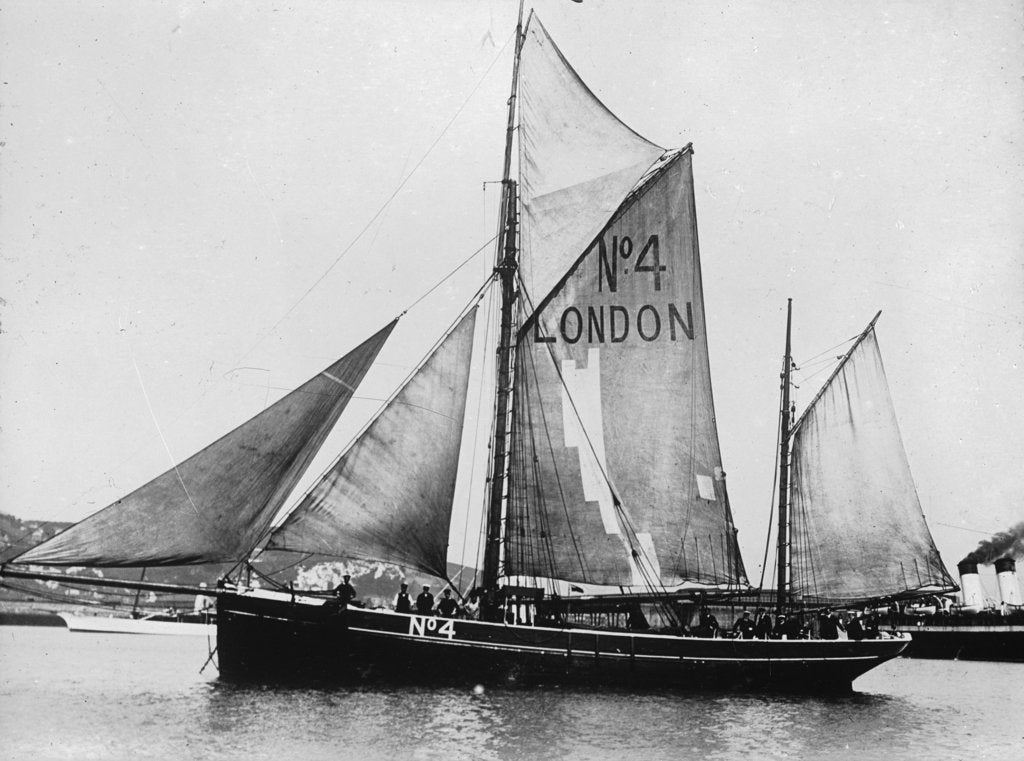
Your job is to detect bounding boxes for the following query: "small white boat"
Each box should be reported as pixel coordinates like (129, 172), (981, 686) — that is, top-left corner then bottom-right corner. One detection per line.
(58, 612), (216, 637)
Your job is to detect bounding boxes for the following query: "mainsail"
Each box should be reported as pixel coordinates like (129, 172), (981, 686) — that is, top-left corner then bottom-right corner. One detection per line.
(13, 323), (395, 567)
(517, 14), (665, 319)
(507, 149), (748, 590)
(787, 325), (956, 602)
(265, 309), (477, 579)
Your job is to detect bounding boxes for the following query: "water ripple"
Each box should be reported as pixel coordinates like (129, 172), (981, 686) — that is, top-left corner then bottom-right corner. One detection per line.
(1, 628), (1021, 760)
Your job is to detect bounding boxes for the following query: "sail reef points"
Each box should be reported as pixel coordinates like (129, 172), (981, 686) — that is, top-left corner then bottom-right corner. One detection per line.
(532, 302), (694, 344)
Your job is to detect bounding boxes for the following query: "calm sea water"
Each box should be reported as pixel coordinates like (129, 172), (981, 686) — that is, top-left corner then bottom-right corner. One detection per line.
(1, 626), (1021, 761)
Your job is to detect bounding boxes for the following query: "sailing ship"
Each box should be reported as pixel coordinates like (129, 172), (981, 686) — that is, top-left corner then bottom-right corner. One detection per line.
(1, 7), (957, 690)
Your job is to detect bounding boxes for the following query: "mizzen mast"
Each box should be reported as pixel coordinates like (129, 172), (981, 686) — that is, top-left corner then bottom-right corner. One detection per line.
(481, 1), (525, 602)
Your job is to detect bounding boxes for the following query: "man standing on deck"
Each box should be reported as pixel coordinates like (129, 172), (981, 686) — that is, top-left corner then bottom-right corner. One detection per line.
(416, 585), (435, 615)
(437, 589), (459, 618)
(732, 610), (755, 639)
(394, 582), (412, 614)
(696, 606), (720, 638)
(335, 574), (357, 607)
(847, 612), (865, 640)
(819, 609), (840, 640)
(754, 608), (773, 639)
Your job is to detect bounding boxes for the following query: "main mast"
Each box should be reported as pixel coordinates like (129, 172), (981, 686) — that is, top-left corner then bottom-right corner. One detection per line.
(481, 2), (525, 603)
(776, 298), (793, 613)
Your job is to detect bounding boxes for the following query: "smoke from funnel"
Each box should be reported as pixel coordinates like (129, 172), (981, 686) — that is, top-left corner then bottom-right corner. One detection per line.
(961, 520), (1024, 565)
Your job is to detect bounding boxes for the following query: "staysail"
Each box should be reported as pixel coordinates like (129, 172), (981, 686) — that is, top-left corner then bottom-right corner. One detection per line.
(788, 325), (956, 602)
(13, 323), (396, 567)
(507, 149), (748, 590)
(265, 309), (477, 579)
(517, 14), (665, 319)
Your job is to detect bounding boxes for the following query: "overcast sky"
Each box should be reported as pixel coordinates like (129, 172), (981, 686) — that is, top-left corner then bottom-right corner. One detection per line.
(2, 1), (1021, 585)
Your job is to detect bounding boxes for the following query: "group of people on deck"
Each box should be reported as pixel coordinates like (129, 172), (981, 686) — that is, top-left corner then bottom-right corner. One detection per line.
(714, 607), (887, 640)
(394, 582), (468, 618)
(333, 575), (890, 640)
(332, 576), (477, 619)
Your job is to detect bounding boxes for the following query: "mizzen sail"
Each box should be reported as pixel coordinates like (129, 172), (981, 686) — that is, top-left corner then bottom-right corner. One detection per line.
(13, 323), (396, 567)
(517, 14), (665, 319)
(507, 149), (748, 590)
(265, 309), (477, 579)
(788, 326), (956, 602)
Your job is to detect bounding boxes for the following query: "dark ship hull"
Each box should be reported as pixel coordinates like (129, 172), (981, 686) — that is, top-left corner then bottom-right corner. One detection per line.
(217, 590), (908, 692)
(899, 620), (1024, 662)
(897, 560), (1024, 662)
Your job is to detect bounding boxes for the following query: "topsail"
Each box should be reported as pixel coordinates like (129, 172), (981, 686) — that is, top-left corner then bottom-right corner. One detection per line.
(517, 15), (664, 318)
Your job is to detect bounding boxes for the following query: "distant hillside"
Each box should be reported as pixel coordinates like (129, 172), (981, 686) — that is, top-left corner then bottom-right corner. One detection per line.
(0, 512), (73, 562)
(0, 512), (477, 611)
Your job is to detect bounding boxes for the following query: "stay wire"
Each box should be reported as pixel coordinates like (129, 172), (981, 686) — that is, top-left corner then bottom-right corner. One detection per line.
(523, 380), (561, 585)
(796, 335), (858, 367)
(245, 273), (496, 567)
(519, 326), (589, 581)
(517, 279), (668, 601)
(757, 365), (784, 592)
(232, 30), (516, 367)
(457, 279), (500, 586)
(47, 31), (515, 531)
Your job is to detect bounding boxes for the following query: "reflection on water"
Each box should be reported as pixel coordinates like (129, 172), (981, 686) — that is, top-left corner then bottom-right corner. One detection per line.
(1, 627), (1021, 761)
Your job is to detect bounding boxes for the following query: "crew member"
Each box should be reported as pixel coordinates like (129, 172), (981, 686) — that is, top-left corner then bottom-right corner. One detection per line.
(754, 608), (773, 639)
(394, 582), (412, 614)
(335, 574), (357, 606)
(416, 585), (435, 615)
(732, 610), (755, 639)
(696, 606), (720, 638)
(819, 609), (840, 640)
(437, 589), (459, 618)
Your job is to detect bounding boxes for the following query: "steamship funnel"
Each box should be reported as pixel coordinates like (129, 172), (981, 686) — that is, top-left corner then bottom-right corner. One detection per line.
(995, 557), (1022, 612)
(956, 560), (984, 614)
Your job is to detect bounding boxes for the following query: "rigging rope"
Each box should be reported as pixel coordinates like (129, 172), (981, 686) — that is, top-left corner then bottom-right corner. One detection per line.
(232, 30), (517, 368)
(457, 280), (500, 584)
(244, 276), (496, 569)
(517, 321), (589, 580)
(513, 277), (740, 601)
(757, 360), (784, 592)
(796, 335), (858, 367)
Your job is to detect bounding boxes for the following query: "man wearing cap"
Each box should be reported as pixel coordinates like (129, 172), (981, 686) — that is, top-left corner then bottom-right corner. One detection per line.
(437, 589), (459, 618)
(394, 582), (412, 614)
(693, 606), (720, 638)
(732, 609), (755, 639)
(416, 585), (435, 615)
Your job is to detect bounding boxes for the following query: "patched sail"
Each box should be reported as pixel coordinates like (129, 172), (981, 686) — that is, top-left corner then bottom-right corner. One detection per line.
(506, 149), (748, 589)
(265, 309), (477, 579)
(14, 323), (396, 567)
(517, 14), (665, 318)
(788, 326), (956, 602)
